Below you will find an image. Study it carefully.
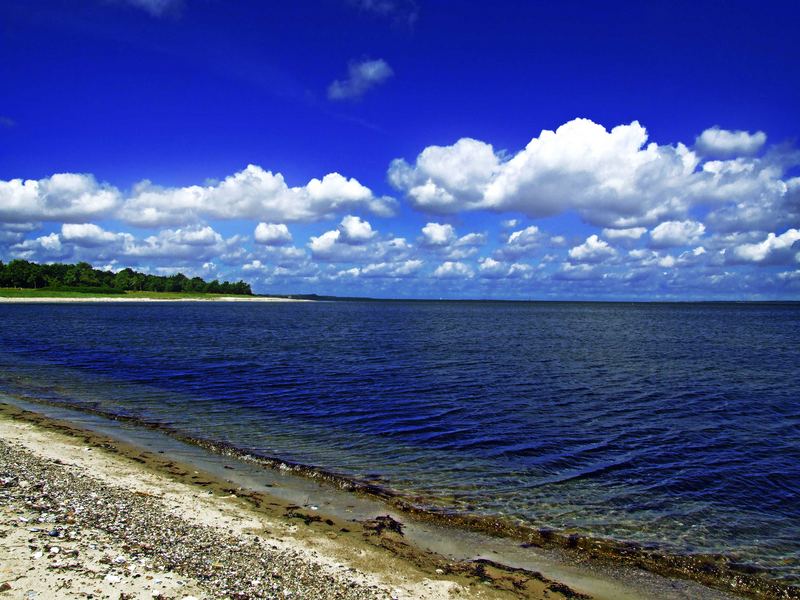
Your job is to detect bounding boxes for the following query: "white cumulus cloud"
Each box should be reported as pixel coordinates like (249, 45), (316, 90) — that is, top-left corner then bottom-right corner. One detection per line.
(11, 233), (66, 260)
(478, 257), (532, 279)
(389, 118), (704, 227)
(309, 219), (410, 263)
(0, 173), (120, 223)
(338, 215), (376, 244)
(705, 172), (799, 233)
(418, 222), (484, 259)
(695, 126), (767, 157)
(432, 261), (473, 279)
(501, 225), (543, 258)
(120, 165), (394, 227)
(732, 228), (800, 264)
(650, 220), (706, 248)
(388, 118), (799, 232)
(390, 138), (499, 211)
(254, 223), (292, 246)
(125, 225), (226, 260)
(421, 222), (456, 246)
(61, 223), (131, 247)
(0, 166), (394, 229)
(568, 235), (616, 263)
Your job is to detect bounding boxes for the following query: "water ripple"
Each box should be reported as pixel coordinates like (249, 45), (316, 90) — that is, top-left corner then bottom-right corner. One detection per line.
(1, 300), (799, 581)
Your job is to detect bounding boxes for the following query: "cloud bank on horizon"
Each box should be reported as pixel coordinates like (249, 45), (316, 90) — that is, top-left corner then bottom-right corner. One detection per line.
(2, 118), (799, 299)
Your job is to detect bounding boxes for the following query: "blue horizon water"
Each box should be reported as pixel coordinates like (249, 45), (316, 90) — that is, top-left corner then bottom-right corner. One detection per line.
(1, 301), (798, 582)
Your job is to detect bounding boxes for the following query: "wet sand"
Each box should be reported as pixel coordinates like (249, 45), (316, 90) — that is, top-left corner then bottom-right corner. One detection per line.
(2, 401), (783, 599)
(0, 404), (591, 600)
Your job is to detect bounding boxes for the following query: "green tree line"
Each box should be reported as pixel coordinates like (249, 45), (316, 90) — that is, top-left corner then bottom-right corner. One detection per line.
(0, 260), (252, 295)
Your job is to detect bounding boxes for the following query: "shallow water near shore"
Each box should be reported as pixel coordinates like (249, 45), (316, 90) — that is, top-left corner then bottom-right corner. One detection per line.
(0, 397), (741, 600)
(1, 300), (799, 588)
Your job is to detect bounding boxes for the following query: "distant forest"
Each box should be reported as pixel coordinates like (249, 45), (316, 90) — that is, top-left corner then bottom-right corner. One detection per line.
(0, 260), (253, 295)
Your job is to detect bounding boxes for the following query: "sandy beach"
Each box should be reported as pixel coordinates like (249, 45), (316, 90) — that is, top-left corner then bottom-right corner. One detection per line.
(0, 296), (308, 303)
(3, 0), (797, 597)
(0, 405), (593, 600)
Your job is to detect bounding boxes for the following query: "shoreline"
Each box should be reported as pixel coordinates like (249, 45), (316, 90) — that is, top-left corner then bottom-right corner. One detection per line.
(0, 403), (577, 600)
(0, 296), (309, 303)
(3, 296), (799, 305)
(0, 399), (776, 600)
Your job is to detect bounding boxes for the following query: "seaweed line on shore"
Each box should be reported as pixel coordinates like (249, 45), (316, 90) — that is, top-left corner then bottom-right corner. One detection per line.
(2, 393), (798, 600)
(0, 402), (592, 600)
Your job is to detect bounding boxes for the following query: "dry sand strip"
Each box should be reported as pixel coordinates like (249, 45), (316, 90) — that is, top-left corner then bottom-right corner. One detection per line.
(0, 296), (307, 303)
(0, 412), (585, 600)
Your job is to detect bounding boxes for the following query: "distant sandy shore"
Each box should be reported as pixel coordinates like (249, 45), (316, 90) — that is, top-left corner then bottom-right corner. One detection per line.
(0, 295), (309, 303)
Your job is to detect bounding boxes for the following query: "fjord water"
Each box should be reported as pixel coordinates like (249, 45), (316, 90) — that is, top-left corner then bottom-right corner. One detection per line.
(1, 301), (798, 582)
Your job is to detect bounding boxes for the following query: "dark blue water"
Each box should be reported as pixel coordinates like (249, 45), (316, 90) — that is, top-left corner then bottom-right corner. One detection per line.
(1, 301), (798, 581)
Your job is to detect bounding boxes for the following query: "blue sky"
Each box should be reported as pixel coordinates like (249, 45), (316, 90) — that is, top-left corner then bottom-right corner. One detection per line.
(1, 0), (799, 299)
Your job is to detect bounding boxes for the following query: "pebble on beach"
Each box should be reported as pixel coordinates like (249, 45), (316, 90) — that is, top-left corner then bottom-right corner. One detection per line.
(0, 441), (393, 599)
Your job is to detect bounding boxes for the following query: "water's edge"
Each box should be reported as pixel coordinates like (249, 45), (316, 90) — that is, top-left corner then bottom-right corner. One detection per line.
(2, 392), (794, 600)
